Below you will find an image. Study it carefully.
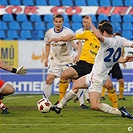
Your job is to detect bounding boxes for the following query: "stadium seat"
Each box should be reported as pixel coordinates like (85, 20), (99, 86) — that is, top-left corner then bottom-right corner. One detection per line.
(71, 22), (82, 31)
(30, 14), (42, 22)
(16, 14), (28, 22)
(36, 0), (47, 5)
(62, 14), (70, 22)
(9, 21), (21, 30)
(22, 0), (34, 6)
(122, 22), (133, 30)
(122, 31), (133, 40)
(9, 0), (21, 5)
(21, 22), (33, 30)
(89, 15), (97, 23)
(0, 30), (6, 39)
(123, 14), (133, 22)
(46, 22), (54, 29)
(87, 0), (99, 6)
(61, 0), (74, 6)
(0, 21), (8, 30)
(98, 14), (109, 22)
(20, 30), (32, 39)
(110, 14), (121, 23)
(48, 0), (61, 6)
(72, 14), (82, 22)
(99, 0), (111, 6)
(2, 14), (14, 22)
(75, 0), (87, 6)
(0, 0), (8, 5)
(34, 22), (46, 30)
(112, 0), (123, 6)
(111, 22), (121, 33)
(37, 30), (44, 39)
(124, 0), (133, 6)
(7, 30), (19, 39)
(63, 22), (71, 28)
(43, 14), (53, 22)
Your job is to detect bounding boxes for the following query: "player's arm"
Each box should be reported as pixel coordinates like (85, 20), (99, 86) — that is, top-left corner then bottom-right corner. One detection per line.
(86, 16), (105, 42)
(48, 35), (77, 43)
(118, 56), (133, 63)
(0, 60), (27, 76)
(44, 43), (50, 67)
(71, 41), (78, 50)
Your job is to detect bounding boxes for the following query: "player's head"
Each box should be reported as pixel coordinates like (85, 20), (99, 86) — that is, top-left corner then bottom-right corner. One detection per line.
(53, 14), (64, 31)
(82, 16), (91, 30)
(98, 20), (113, 35)
(113, 32), (121, 36)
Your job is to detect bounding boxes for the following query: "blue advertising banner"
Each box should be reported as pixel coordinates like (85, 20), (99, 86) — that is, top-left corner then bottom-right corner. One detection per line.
(0, 69), (133, 95)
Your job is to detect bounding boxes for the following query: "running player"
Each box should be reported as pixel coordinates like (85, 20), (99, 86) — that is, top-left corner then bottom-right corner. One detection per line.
(43, 14), (78, 100)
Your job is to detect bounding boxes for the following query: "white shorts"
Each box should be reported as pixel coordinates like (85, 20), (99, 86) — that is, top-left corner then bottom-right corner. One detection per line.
(85, 73), (106, 93)
(48, 60), (73, 77)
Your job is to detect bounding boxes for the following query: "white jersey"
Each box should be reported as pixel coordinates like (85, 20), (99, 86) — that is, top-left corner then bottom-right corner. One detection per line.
(44, 26), (74, 63)
(91, 36), (132, 81)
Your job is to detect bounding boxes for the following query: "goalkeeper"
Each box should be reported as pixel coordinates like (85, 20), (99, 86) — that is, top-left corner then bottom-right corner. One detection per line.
(0, 60), (27, 114)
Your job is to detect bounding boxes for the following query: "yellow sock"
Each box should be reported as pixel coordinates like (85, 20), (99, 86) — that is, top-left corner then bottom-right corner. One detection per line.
(59, 79), (68, 102)
(101, 87), (106, 97)
(107, 88), (118, 108)
(119, 83), (124, 99)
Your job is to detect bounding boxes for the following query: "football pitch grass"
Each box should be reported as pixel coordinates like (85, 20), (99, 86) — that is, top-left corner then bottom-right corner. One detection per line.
(0, 95), (133, 133)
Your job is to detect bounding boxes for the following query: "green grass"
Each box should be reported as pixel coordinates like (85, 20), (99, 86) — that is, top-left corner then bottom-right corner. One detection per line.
(0, 95), (133, 133)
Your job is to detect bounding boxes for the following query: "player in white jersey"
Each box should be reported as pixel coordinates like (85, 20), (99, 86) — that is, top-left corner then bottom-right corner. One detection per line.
(43, 14), (77, 99)
(51, 16), (133, 119)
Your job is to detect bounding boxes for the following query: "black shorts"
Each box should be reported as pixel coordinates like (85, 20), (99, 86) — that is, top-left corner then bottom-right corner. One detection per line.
(71, 60), (93, 78)
(109, 63), (123, 79)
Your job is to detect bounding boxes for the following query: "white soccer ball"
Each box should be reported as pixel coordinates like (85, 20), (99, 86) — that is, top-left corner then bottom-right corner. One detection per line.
(37, 98), (52, 113)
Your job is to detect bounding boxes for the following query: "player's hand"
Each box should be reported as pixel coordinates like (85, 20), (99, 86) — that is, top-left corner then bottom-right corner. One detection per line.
(125, 55), (133, 62)
(44, 58), (48, 67)
(16, 66), (27, 76)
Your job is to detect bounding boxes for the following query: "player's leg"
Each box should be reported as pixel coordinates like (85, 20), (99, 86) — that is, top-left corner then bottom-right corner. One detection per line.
(75, 89), (89, 109)
(0, 80), (14, 114)
(43, 74), (56, 99)
(118, 78), (125, 100)
(83, 89), (90, 103)
(58, 67), (78, 102)
(0, 100), (9, 114)
(52, 75), (88, 114)
(104, 76), (118, 108)
(88, 78), (133, 119)
(101, 87), (106, 100)
(111, 63), (125, 100)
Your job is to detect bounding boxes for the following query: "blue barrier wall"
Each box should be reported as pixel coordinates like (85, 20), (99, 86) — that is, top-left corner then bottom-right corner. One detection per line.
(0, 69), (133, 95)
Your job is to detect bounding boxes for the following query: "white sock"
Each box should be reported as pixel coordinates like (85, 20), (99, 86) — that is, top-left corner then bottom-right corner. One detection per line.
(100, 103), (121, 116)
(43, 84), (52, 99)
(77, 89), (84, 106)
(84, 89), (89, 100)
(57, 90), (76, 108)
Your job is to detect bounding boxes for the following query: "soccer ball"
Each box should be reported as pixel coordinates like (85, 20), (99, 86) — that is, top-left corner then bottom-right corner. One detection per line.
(37, 98), (52, 113)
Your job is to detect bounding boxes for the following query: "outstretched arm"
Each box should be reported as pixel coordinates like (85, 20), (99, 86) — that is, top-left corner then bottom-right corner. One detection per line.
(48, 35), (76, 43)
(0, 60), (27, 76)
(85, 16), (105, 42)
(118, 56), (133, 63)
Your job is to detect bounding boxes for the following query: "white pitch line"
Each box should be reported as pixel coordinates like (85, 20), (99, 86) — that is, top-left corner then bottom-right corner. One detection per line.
(0, 124), (132, 126)
(5, 96), (34, 100)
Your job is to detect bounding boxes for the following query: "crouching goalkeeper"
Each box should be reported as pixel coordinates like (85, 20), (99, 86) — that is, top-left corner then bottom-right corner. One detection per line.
(0, 60), (27, 114)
